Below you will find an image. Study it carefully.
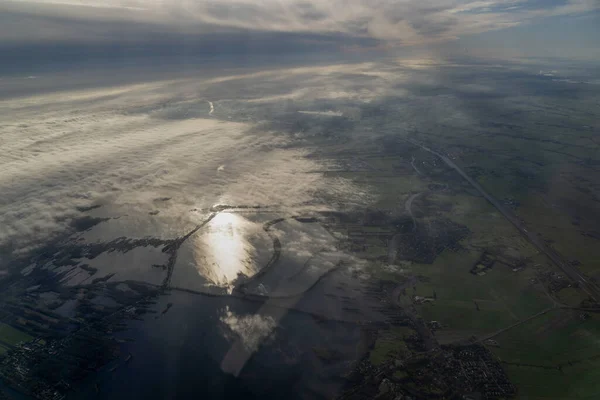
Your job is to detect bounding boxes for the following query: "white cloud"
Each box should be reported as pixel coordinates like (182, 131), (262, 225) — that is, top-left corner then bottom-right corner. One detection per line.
(0, 63), (381, 252)
(1, 0), (597, 45)
(220, 305), (277, 352)
(13, 0), (146, 10)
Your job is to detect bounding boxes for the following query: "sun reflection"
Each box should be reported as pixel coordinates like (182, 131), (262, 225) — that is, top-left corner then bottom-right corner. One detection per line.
(193, 212), (257, 288)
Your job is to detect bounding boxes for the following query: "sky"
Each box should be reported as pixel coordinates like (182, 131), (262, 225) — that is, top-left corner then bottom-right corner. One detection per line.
(0, 0), (599, 63)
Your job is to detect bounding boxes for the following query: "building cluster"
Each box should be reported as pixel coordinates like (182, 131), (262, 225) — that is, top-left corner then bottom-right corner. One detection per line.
(340, 341), (515, 399)
(544, 271), (571, 292)
(0, 328), (119, 400)
(469, 252), (496, 276)
(414, 345), (516, 399)
(0, 341), (63, 400)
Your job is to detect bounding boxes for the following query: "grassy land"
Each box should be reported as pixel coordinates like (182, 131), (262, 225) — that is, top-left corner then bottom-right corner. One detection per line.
(371, 175), (429, 210)
(406, 247), (553, 339)
(401, 187), (557, 339)
(490, 309), (600, 366)
(406, 96), (600, 398)
(332, 133), (599, 398)
(369, 326), (414, 366)
(556, 287), (589, 307)
(488, 310), (600, 399)
(506, 364), (600, 399)
(0, 323), (33, 346)
(516, 192), (600, 279)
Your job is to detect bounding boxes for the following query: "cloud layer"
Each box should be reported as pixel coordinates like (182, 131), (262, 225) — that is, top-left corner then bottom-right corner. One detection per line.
(1, 0), (598, 46)
(1, 47), (598, 260)
(0, 62), (388, 254)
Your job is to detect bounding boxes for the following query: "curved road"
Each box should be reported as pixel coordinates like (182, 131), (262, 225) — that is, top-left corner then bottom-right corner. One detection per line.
(405, 192), (422, 232)
(410, 156), (423, 176)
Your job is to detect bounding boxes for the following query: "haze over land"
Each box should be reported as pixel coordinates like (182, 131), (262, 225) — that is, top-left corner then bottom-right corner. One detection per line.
(0, 1), (599, 399)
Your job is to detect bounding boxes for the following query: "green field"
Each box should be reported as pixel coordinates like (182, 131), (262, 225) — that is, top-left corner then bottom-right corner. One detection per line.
(516, 193), (600, 280)
(488, 310), (600, 399)
(334, 124), (600, 398)
(369, 326), (414, 366)
(556, 287), (589, 307)
(404, 247), (553, 340)
(0, 323), (33, 347)
(505, 363), (600, 399)
(490, 310), (600, 366)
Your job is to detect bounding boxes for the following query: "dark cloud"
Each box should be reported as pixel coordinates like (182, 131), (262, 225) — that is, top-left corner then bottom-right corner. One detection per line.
(410, 16), (458, 37)
(0, 9), (381, 75)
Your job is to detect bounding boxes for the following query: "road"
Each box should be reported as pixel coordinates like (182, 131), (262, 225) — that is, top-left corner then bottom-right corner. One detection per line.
(473, 307), (554, 344)
(410, 156), (423, 176)
(405, 192), (422, 232)
(406, 138), (600, 302)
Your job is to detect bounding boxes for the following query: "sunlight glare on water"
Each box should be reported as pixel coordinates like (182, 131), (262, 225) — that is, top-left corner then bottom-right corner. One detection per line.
(193, 212), (259, 289)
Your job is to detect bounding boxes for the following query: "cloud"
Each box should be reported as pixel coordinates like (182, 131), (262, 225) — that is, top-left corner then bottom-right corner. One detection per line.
(0, 62), (385, 254)
(0, 0), (597, 47)
(0, 42), (596, 258)
(15, 0), (146, 10)
(220, 305), (277, 352)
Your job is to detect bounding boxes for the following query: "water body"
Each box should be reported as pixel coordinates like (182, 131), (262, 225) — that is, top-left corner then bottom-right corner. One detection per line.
(71, 291), (366, 400)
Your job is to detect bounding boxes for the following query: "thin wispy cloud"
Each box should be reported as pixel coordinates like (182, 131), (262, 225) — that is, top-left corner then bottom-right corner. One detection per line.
(0, 0), (597, 46)
(11, 0), (147, 10)
(0, 63), (388, 252)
